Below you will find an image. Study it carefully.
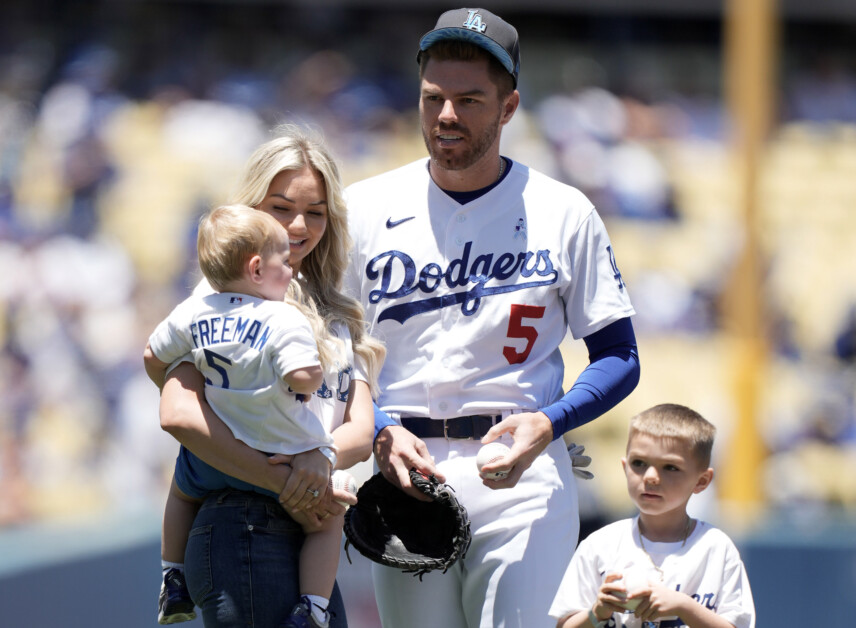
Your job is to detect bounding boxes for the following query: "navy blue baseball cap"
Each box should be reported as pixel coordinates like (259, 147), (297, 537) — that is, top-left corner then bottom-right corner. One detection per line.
(418, 8), (520, 87)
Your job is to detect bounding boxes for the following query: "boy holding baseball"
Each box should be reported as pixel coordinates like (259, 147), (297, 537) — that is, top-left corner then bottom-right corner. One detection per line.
(144, 205), (347, 627)
(549, 403), (755, 628)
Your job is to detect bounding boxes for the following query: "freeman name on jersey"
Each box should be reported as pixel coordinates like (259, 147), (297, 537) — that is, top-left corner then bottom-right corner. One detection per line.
(190, 315), (273, 351)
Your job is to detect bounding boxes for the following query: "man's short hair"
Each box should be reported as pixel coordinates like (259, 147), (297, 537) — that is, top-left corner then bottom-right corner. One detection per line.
(418, 40), (515, 99)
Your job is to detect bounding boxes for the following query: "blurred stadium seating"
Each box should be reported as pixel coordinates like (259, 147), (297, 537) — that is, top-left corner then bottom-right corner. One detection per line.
(1, 1), (855, 626)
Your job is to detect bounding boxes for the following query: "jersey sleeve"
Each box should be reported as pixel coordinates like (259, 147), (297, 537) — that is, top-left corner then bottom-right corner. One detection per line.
(147, 299), (195, 366)
(714, 538), (756, 628)
(269, 304), (322, 378)
(352, 352), (368, 383)
(373, 403), (398, 441)
(541, 317), (640, 439)
(563, 209), (635, 340)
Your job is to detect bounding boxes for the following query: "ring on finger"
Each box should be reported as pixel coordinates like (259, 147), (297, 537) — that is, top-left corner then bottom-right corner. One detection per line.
(306, 488), (320, 498)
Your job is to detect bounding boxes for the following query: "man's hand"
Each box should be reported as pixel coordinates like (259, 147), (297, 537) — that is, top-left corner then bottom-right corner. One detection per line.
(480, 411), (553, 489)
(374, 425), (442, 501)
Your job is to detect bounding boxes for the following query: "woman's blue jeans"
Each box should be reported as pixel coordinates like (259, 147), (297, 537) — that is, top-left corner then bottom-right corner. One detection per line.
(184, 489), (348, 627)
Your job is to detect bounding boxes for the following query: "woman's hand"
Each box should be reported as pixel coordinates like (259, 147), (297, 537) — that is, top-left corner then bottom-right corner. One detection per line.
(308, 485), (356, 522)
(288, 486), (354, 530)
(272, 448), (331, 511)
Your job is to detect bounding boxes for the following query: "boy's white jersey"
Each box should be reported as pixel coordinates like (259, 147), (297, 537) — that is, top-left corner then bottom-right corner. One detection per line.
(344, 158), (634, 418)
(148, 291), (333, 454)
(549, 517), (756, 628)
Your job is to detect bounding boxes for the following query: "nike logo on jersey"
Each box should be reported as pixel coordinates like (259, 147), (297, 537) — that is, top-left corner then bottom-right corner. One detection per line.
(386, 216), (415, 229)
(365, 241), (558, 324)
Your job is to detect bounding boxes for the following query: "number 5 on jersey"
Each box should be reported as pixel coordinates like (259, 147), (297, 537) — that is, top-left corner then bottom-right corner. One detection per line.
(203, 348), (232, 388)
(503, 304), (546, 364)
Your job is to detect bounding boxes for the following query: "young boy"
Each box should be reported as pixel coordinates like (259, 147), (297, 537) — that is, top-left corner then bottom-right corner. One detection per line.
(549, 403), (755, 628)
(144, 205), (340, 626)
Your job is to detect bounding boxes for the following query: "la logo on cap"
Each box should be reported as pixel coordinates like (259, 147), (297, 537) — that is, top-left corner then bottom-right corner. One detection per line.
(462, 9), (487, 33)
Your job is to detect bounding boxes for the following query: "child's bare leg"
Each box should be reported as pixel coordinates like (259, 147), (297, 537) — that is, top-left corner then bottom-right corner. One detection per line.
(158, 476), (200, 623)
(299, 513), (344, 598)
(284, 511), (345, 626)
(162, 475), (202, 564)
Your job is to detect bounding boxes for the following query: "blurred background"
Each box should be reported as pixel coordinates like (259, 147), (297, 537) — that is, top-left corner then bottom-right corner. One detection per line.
(1, 0), (855, 625)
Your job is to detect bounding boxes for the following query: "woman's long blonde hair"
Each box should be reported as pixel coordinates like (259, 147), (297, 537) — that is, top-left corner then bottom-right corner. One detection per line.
(229, 124), (385, 396)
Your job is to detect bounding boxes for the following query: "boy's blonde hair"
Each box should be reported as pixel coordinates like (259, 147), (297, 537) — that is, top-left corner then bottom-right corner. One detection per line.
(228, 124), (386, 396)
(197, 205), (284, 292)
(628, 403), (716, 469)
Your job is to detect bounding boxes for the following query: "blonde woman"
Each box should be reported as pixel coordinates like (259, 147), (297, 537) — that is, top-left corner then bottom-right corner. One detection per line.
(157, 126), (385, 628)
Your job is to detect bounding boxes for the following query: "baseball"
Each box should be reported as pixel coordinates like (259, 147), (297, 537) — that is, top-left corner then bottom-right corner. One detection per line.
(330, 470), (357, 507)
(476, 442), (512, 480)
(618, 565), (657, 610)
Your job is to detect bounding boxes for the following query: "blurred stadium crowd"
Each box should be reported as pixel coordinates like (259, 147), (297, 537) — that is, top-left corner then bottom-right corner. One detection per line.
(1, 1), (856, 529)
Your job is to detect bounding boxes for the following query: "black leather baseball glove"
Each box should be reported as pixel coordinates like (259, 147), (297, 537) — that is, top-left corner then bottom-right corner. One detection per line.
(343, 469), (471, 578)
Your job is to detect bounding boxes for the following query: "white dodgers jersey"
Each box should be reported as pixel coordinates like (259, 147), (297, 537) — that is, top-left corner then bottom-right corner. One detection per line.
(549, 518), (755, 627)
(344, 159), (634, 418)
(148, 292), (333, 454)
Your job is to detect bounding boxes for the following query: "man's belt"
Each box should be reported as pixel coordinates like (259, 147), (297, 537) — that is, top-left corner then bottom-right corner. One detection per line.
(400, 415), (502, 439)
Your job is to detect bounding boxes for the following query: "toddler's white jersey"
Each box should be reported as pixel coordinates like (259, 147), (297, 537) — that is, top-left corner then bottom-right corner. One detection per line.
(549, 517), (756, 628)
(344, 158), (634, 418)
(148, 292), (333, 454)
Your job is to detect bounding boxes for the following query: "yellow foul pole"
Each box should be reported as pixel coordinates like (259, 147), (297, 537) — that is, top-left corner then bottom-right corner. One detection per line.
(719, 0), (777, 518)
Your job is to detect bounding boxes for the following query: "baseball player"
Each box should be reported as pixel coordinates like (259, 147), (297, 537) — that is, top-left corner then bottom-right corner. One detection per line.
(344, 8), (641, 628)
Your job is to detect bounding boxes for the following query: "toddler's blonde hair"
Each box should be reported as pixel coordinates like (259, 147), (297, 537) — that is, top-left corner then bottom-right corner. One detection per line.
(197, 205), (284, 293)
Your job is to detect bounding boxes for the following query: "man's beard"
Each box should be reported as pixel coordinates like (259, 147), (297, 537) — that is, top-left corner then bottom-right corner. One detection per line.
(422, 112), (502, 172)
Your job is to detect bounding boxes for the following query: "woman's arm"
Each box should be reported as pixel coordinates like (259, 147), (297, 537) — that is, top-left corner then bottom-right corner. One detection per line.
(281, 379), (374, 517)
(290, 378), (373, 521)
(332, 379), (374, 470)
(160, 362), (291, 494)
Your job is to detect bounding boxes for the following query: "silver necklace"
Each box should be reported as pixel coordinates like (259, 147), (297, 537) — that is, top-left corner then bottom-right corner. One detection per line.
(497, 157), (506, 180)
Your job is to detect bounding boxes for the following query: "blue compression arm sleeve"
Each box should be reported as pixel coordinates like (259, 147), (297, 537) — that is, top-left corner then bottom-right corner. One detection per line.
(541, 317), (640, 440)
(374, 402), (398, 442)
